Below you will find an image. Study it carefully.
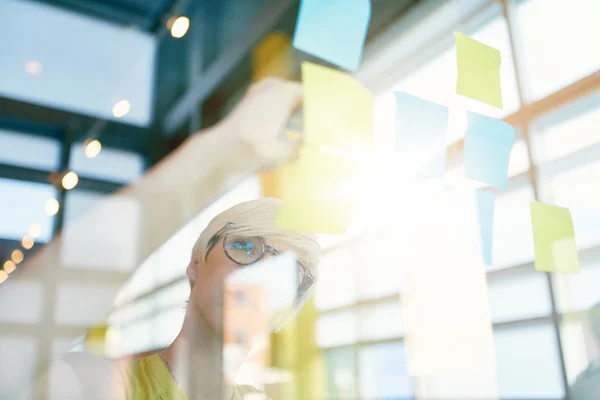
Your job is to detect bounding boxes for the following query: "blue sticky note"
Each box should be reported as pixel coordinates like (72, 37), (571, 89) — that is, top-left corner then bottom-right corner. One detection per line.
(476, 190), (495, 265)
(293, 0), (371, 71)
(395, 92), (449, 179)
(464, 112), (515, 189)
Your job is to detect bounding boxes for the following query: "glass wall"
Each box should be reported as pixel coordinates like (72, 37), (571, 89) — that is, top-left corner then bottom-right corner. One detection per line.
(316, 0), (600, 399)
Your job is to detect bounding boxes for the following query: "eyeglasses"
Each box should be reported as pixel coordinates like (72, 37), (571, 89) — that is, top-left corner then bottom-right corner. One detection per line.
(205, 223), (316, 296)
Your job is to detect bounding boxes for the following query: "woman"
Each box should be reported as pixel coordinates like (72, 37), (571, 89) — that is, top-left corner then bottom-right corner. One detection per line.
(43, 78), (320, 399)
(63, 198), (319, 400)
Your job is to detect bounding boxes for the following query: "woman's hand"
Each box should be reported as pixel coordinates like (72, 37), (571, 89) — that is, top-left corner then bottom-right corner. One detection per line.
(216, 77), (303, 171)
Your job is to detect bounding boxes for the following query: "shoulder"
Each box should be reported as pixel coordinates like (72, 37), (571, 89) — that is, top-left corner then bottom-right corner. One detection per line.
(61, 351), (127, 400)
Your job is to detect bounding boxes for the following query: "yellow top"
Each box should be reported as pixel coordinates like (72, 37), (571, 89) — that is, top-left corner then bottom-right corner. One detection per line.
(119, 353), (267, 400)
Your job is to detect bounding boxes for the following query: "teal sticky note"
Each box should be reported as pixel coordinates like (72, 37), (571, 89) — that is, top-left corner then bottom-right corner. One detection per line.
(476, 190), (495, 265)
(464, 112), (515, 189)
(395, 92), (449, 179)
(293, 0), (371, 71)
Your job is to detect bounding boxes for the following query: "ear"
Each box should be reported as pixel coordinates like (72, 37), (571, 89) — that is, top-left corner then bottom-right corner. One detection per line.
(186, 259), (198, 285)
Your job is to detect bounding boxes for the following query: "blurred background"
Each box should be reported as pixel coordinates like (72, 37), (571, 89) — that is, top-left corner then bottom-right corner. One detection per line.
(0, 0), (599, 399)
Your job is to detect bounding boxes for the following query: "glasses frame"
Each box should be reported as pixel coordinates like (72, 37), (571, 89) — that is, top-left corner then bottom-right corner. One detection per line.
(205, 223), (316, 293)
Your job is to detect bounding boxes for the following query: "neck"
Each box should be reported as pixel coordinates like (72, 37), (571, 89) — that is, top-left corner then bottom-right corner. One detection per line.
(162, 308), (228, 399)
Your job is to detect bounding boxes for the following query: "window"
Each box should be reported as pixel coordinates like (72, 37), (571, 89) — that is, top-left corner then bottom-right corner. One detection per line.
(486, 268), (551, 323)
(314, 0), (600, 398)
(69, 143), (145, 184)
(531, 90), (600, 166)
(358, 342), (412, 400)
(0, 177), (56, 242)
(0, 130), (60, 171)
(515, 0), (600, 101)
(324, 347), (357, 399)
(494, 324), (565, 398)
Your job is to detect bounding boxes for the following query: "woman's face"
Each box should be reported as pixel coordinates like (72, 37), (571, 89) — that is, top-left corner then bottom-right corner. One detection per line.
(187, 238), (238, 334)
(187, 238), (283, 335)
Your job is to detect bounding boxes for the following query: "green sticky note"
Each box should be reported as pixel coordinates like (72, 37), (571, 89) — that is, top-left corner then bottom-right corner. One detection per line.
(454, 31), (503, 109)
(530, 201), (579, 274)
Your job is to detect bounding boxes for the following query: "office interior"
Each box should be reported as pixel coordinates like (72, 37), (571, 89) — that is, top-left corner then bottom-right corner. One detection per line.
(0, 0), (599, 399)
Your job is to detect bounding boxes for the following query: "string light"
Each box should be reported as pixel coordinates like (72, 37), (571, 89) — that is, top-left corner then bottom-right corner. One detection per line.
(62, 172), (79, 190)
(84, 139), (102, 158)
(22, 235), (34, 250)
(11, 249), (24, 264)
(45, 198), (59, 216)
(168, 16), (189, 38)
(28, 223), (42, 238)
(3, 260), (16, 274)
(112, 100), (131, 118)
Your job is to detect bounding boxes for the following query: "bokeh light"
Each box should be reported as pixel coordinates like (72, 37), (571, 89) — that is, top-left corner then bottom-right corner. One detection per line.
(84, 139), (102, 158)
(28, 223), (42, 238)
(11, 249), (24, 264)
(112, 100), (131, 118)
(62, 171), (79, 190)
(45, 198), (60, 216)
(22, 235), (34, 250)
(25, 60), (42, 75)
(3, 260), (16, 274)
(0, 270), (7, 284)
(168, 16), (189, 38)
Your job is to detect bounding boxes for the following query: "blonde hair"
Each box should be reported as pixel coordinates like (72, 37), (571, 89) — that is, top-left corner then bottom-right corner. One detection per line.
(192, 197), (321, 275)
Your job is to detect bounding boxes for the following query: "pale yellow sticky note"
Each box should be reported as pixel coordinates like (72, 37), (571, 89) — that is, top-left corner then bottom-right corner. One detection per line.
(276, 199), (355, 234)
(275, 148), (359, 234)
(530, 201), (579, 273)
(454, 31), (503, 109)
(302, 62), (374, 151)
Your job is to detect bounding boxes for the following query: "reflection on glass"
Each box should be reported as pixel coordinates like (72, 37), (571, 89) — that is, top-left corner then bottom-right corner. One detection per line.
(490, 183), (535, 269)
(359, 302), (403, 341)
(565, 303), (600, 399)
(494, 324), (564, 398)
(358, 342), (412, 399)
(316, 311), (358, 348)
(325, 347), (357, 399)
(554, 254), (600, 314)
(315, 249), (358, 311)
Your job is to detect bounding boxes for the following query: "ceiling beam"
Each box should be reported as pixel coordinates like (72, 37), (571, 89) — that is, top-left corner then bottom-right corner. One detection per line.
(162, 0), (297, 136)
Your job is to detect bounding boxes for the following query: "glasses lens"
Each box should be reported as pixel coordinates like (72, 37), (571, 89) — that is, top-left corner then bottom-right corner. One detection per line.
(224, 235), (263, 265)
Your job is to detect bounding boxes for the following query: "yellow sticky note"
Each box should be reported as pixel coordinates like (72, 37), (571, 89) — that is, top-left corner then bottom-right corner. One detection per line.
(275, 148), (359, 234)
(530, 201), (579, 273)
(302, 62), (374, 151)
(454, 31), (503, 109)
(277, 199), (356, 234)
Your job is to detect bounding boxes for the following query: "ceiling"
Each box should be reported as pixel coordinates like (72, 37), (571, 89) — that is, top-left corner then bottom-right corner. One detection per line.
(0, 0), (420, 159)
(33, 0), (177, 32)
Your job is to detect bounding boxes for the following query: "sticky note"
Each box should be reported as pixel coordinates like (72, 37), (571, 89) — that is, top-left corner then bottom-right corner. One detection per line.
(464, 112), (515, 189)
(293, 0), (371, 71)
(395, 92), (449, 179)
(302, 62), (373, 152)
(530, 201), (579, 273)
(275, 148), (359, 234)
(454, 31), (503, 109)
(476, 190), (495, 265)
